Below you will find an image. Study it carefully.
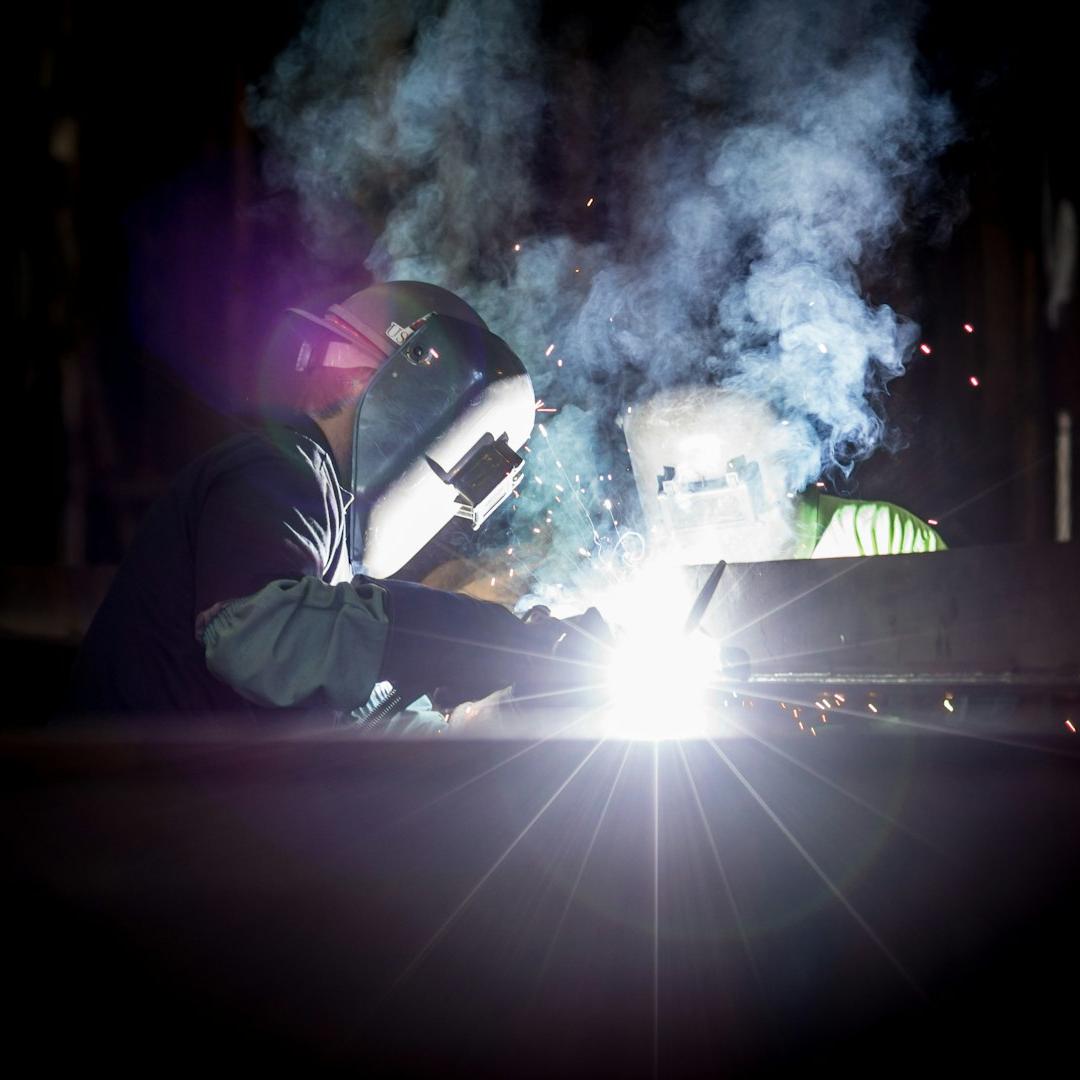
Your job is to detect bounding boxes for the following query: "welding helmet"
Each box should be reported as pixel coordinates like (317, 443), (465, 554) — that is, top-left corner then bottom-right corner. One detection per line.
(622, 387), (808, 565)
(287, 282), (535, 578)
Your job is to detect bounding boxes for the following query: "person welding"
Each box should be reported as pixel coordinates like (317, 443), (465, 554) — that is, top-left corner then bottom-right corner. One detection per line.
(623, 385), (946, 565)
(70, 281), (606, 731)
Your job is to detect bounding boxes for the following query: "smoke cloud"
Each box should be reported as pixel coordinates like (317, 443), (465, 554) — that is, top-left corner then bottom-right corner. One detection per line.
(250, 0), (955, 594)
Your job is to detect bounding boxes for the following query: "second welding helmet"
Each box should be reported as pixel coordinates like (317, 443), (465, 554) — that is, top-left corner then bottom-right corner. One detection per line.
(622, 387), (815, 565)
(291, 281), (535, 578)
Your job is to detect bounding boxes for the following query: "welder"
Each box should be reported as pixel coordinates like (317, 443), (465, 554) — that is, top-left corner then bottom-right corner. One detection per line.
(623, 386), (946, 565)
(70, 281), (606, 732)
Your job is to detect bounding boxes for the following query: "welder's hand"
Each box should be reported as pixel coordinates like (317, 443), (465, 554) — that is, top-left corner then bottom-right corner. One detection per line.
(510, 606), (615, 713)
(379, 578), (576, 711)
(426, 606), (577, 712)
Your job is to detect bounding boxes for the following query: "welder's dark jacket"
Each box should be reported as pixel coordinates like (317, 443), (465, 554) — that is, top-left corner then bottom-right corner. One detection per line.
(70, 416), (537, 719)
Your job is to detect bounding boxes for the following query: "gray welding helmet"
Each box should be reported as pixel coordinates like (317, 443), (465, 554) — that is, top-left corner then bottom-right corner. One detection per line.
(316, 282), (535, 578)
(622, 387), (811, 565)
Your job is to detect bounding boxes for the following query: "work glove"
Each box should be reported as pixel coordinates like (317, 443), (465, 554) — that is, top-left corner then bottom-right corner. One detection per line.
(376, 577), (573, 710)
(509, 605), (615, 712)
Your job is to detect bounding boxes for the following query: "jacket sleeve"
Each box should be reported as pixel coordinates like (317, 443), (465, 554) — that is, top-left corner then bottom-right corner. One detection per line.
(811, 500), (947, 559)
(200, 574), (556, 711)
(200, 576), (391, 709)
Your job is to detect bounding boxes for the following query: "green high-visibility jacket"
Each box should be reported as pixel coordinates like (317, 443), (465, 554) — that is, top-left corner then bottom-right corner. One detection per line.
(791, 494), (946, 559)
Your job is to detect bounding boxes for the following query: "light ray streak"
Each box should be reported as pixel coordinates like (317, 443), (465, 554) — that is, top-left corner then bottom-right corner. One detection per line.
(395, 737), (606, 987)
(732, 626), (952, 668)
(675, 741), (765, 994)
(718, 682), (1080, 762)
(538, 740), (633, 978)
(722, 714), (941, 853)
(933, 450), (1052, 523)
(652, 741), (660, 1080)
(704, 738), (925, 997)
(504, 678), (611, 709)
(749, 679), (1080, 759)
(714, 559), (870, 647)
(854, 711), (1080, 760)
(383, 711), (592, 831)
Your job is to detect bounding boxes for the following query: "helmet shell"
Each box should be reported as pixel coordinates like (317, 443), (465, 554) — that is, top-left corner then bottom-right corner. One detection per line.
(329, 281), (489, 360)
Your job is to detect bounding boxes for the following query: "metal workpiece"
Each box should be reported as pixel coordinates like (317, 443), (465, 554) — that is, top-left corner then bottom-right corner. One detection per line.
(689, 542), (1080, 689)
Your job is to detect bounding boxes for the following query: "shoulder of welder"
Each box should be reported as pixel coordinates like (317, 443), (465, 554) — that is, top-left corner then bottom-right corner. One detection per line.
(830, 497), (946, 553)
(228, 426), (344, 510)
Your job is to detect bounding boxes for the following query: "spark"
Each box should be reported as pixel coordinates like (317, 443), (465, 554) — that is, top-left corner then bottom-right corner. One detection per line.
(586, 196), (594, 207)
(555, 483), (564, 493)
(815, 481), (826, 488)
(603, 499), (612, 510)
(811, 727), (817, 736)
(1067, 719), (1076, 734)
(963, 323), (974, 333)
(490, 577), (496, 587)
(537, 407), (557, 414)
(545, 344), (555, 357)
(557, 358), (563, 367)
(834, 693), (845, 703)
(626, 405), (633, 414)
(506, 547), (513, 555)
(928, 518), (939, 526)
(538, 423), (548, 438)
(969, 376), (980, 387)
(919, 343), (932, 355)
(513, 243), (521, 252)
(532, 527), (541, 534)
(578, 547), (591, 557)
(509, 568), (515, 577)
(943, 699), (954, 713)
(534, 476), (543, 485)
(818, 342), (828, 353)
(867, 702), (879, 714)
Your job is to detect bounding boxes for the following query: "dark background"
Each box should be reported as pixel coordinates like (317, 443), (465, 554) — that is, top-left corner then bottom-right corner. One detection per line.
(5, 1), (1079, 696)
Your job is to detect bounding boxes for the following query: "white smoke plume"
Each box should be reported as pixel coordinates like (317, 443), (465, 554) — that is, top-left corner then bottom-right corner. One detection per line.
(250, 0), (955, 586)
